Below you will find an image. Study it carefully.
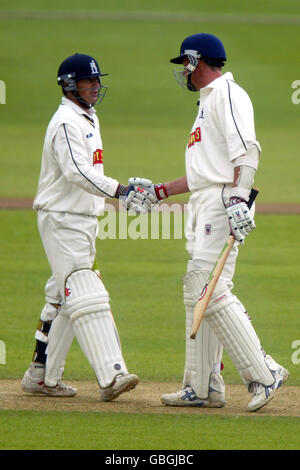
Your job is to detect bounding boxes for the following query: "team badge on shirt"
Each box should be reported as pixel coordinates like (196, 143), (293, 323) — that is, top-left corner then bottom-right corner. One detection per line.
(198, 108), (205, 119)
(205, 224), (212, 235)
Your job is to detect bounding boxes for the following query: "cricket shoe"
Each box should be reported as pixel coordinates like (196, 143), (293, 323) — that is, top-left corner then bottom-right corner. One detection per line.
(248, 365), (289, 412)
(21, 368), (77, 397)
(161, 386), (225, 408)
(100, 373), (139, 402)
(161, 371), (226, 408)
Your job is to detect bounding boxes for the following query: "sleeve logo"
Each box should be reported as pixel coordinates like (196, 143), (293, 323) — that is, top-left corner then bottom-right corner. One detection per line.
(93, 149), (103, 165)
(188, 127), (201, 148)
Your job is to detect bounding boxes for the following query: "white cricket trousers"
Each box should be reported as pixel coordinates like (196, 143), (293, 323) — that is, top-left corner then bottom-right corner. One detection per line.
(37, 210), (99, 301)
(185, 184), (242, 282)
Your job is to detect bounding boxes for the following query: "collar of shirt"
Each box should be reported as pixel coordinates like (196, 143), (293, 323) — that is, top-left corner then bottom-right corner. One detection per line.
(61, 96), (96, 118)
(198, 71), (234, 102)
(202, 71), (234, 91)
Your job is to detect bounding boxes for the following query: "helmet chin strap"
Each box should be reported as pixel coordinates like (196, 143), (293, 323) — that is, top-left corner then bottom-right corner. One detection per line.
(74, 94), (93, 109)
(73, 84), (97, 109)
(187, 74), (198, 92)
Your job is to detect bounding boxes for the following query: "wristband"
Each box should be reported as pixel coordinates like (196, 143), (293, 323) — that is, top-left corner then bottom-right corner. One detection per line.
(115, 184), (128, 198)
(227, 196), (246, 207)
(154, 184), (168, 200)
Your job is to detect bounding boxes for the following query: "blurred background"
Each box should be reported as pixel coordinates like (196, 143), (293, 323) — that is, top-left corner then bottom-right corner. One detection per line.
(0, 0), (299, 202)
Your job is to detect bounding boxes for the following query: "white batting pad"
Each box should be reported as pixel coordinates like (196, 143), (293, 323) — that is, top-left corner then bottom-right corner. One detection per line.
(205, 296), (274, 386)
(182, 270), (223, 398)
(65, 269), (127, 387)
(44, 305), (75, 387)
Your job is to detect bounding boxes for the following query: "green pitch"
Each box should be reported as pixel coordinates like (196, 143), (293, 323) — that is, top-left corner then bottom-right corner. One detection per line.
(0, 0), (300, 451)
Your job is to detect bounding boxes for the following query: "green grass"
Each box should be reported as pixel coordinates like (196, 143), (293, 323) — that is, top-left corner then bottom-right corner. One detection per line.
(2, 0), (300, 15)
(0, 211), (299, 385)
(0, 410), (299, 450)
(0, 2), (300, 201)
(0, 0), (299, 452)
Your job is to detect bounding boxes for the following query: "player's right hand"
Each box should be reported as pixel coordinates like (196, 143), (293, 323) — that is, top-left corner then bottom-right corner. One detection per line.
(128, 177), (168, 204)
(122, 184), (158, 214)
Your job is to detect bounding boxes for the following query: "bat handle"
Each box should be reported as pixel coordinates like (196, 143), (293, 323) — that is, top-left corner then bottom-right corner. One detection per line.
(247, 187), (259, 209)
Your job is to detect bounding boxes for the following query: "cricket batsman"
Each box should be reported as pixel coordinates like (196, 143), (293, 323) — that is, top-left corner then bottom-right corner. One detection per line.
(21, 53), (155, 400)
(129, 34), (289, 411)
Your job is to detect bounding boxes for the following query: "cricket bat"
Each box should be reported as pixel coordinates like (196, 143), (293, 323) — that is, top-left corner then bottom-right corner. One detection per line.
(190, 187), (259, 339)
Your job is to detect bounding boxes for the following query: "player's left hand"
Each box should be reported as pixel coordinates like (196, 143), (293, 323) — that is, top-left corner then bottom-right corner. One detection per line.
(226, 197), (256, 244)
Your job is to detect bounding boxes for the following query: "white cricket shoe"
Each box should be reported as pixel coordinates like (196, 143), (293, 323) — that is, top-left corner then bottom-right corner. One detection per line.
(21, 366), (77, 397)
(248, 365), (289, 412)
(100, 373), (139, 402)
(161, 386), (225, 408)
(161, 373), (226, 408)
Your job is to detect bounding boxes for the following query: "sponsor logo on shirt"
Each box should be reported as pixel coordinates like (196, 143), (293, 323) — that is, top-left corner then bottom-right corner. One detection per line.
(93, 149), (103, 165)
(188, 127), (201, 148)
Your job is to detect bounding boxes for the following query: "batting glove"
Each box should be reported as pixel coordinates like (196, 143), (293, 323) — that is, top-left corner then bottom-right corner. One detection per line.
(116, 183), (157, 214)
(128, 177), (168, 204)
(226, 197), (256, 244)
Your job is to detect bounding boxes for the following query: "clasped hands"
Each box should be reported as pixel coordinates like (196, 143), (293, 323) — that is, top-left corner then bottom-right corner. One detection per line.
(122, 177), (168, 214)
(124, 180), (256, 245)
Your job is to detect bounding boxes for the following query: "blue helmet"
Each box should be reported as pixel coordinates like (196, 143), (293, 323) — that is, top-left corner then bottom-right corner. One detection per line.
(57, 53), (108, 107)
(170, 33), (226, 68)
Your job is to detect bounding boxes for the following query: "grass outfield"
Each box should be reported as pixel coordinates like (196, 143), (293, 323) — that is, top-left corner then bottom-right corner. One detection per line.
(0, 210), (299, 385)
(1, 410), (300, 450)
(0, 2), (300, 202)
(0, 210), (299, 451)
(0, 0), (299, 452)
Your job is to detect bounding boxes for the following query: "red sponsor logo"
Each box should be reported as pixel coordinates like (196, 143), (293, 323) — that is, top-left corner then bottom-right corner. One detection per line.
(65, 287), (71, 297)
(212, 294), (227, 304)
(93, 149), (103, 165)
(188, 127), (201, 148)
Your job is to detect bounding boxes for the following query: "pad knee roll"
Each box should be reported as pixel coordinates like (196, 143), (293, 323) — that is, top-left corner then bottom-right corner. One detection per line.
(65, 269), (110, 320)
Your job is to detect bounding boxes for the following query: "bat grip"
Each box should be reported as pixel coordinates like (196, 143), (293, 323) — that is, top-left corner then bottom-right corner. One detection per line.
(247, 187), (259, 209)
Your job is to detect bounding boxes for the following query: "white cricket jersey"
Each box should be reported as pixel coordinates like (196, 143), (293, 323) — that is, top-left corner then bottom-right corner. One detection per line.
(185, 72), (261, 192)
(33, 97), (119, 216)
